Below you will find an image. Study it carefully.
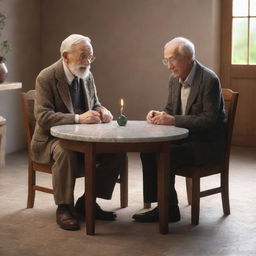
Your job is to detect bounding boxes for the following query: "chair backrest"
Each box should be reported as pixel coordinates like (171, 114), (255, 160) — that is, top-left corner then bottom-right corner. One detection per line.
(20, 90), (36, 148)
(221, 88), (239, 166)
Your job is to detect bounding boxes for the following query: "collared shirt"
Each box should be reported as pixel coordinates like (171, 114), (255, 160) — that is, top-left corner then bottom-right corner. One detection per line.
(62, 60), (80, 123)
(179, 61), (197, 115)
(62, 60), (75, 86)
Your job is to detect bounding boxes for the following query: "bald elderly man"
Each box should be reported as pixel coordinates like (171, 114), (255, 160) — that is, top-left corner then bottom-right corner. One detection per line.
(132, 37), (226, 222)
(31, 34), (125, 230)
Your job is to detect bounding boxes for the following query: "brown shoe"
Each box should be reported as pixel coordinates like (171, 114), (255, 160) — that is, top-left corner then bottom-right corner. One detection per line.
(56, 207), (80, 231)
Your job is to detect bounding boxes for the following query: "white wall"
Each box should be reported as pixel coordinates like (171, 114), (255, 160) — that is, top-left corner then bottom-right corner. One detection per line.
(0, 0), (41, 153)
(1, 0), (221, 153)
(40, 0), (221, 120)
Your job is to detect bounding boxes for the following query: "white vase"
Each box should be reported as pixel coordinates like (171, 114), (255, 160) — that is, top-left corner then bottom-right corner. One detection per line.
(0, 61), (8, 83)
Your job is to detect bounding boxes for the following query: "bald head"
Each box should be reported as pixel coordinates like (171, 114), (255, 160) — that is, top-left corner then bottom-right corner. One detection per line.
(60, 34), (94, 79)
(163, 37), (195, 80)
(60, 34), (92, 57)
(164, 37), (195, 61)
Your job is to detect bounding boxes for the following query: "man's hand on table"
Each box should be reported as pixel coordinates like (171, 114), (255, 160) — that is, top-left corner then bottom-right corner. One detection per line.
(78, 108), (113, 124)
(146, 110), (175, 125)
(96, 108), (113, 123)
(79, 110), (101, 124)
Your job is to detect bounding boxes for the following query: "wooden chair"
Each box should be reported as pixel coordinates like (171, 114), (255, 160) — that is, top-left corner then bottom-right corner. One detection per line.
(20, 90), (128, 208)
(144, 88), (239, 225)
(176, 88), (239, 225)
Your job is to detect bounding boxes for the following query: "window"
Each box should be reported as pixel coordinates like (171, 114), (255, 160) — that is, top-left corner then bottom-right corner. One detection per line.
(232, 0), (256, 64)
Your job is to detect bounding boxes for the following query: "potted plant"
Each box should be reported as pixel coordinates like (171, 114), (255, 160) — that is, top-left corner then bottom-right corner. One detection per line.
(0, 4), (10, 83)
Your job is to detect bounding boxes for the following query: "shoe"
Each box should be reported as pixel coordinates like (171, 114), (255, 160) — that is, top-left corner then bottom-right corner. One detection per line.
(75, 195), (117, 221)
(56, 207), (80, 231)
(132, 205), (180, 223)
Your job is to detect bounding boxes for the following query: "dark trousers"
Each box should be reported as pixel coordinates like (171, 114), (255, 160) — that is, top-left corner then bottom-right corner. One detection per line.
(140, 140), (196, 206)
(77, 152), (126, 200)
(94, 153), (125, 199)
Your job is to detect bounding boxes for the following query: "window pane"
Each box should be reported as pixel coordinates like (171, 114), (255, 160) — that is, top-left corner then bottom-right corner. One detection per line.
(233, 0), (248, 16)
(250, 0), (256, 16)
(249, 18), (256, 64)
(232, 18), (248, 64)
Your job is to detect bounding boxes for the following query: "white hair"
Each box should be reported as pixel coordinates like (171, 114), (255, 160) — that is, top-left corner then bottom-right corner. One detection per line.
(165, 37), (195, 60)
(60, 34), (92, 56)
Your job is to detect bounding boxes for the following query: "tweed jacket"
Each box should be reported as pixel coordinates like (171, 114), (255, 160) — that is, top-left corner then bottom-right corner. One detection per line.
(31, 59), (102, 164)
(164, 60), (226, 164)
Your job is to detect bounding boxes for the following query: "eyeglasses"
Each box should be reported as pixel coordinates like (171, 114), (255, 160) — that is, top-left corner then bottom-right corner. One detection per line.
(79, 54), (96, 63)
(162, 56), (177, 66)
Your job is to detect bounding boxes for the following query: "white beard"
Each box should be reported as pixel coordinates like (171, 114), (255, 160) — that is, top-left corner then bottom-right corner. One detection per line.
(69, 64), (91, 79)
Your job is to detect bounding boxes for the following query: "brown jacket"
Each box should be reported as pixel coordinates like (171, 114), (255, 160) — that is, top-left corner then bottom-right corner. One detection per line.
(31, 59), (102, 164)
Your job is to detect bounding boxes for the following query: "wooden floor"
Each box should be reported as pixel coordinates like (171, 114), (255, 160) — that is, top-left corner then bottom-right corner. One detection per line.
(0, 146), (255, 256)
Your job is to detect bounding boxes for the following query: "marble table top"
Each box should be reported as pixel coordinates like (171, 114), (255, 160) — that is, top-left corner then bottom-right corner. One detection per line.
(51, 120), (189, 143)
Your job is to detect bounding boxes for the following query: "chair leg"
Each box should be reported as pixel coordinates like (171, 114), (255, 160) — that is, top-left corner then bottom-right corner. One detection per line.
(120, 154), (128, 208)
(191, 176), (200, 225)
(27, 162), (35, 208)
(186, 177), (192, 205)
(221, 171), (230, 215)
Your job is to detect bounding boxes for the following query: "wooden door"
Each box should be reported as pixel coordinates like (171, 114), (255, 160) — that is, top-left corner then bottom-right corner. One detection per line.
(221, 0), (256, 146)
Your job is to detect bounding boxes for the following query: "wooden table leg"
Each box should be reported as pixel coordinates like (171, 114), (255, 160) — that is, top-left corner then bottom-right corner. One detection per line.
(84, 143), (96, 235)
(157, 142), (170, 234)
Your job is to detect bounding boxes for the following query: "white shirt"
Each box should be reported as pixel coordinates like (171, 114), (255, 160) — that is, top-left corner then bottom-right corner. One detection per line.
(62, 60), (75, 85)
(179, 61), (197, 115)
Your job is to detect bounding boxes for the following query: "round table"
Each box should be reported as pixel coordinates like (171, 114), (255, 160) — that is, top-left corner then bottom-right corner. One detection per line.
(51, 120), (189, 235)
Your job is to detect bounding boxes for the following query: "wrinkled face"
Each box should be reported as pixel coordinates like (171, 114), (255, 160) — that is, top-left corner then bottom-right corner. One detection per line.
(63, 42), (93, 79)
(164, 44), (192, 80)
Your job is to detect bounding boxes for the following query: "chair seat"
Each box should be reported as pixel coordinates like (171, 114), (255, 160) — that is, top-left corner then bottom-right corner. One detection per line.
(175, 164), (225, 178)
(32, 161), (53, 174)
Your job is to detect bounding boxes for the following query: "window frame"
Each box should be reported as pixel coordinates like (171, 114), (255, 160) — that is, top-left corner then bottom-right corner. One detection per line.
(220, 0), (256, 87)
(231, 0), (256, 65)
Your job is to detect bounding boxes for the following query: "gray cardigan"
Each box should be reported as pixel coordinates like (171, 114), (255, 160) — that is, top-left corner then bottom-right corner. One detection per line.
(164, 61), (226, 164)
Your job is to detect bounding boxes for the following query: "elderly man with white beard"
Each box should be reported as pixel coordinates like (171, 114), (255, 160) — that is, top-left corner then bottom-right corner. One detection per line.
(31, 34), (125, 231)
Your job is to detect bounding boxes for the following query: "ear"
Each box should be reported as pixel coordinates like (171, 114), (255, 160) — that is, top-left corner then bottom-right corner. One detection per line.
(62, 52), (69, 63)
(186, 55), (193, 64)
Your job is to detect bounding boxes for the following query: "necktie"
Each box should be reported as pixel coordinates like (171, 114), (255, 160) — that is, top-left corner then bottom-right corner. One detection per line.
(71, 77), (79, 91)
(69, 77), (86, 114)
(70, 77), (80, 110)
